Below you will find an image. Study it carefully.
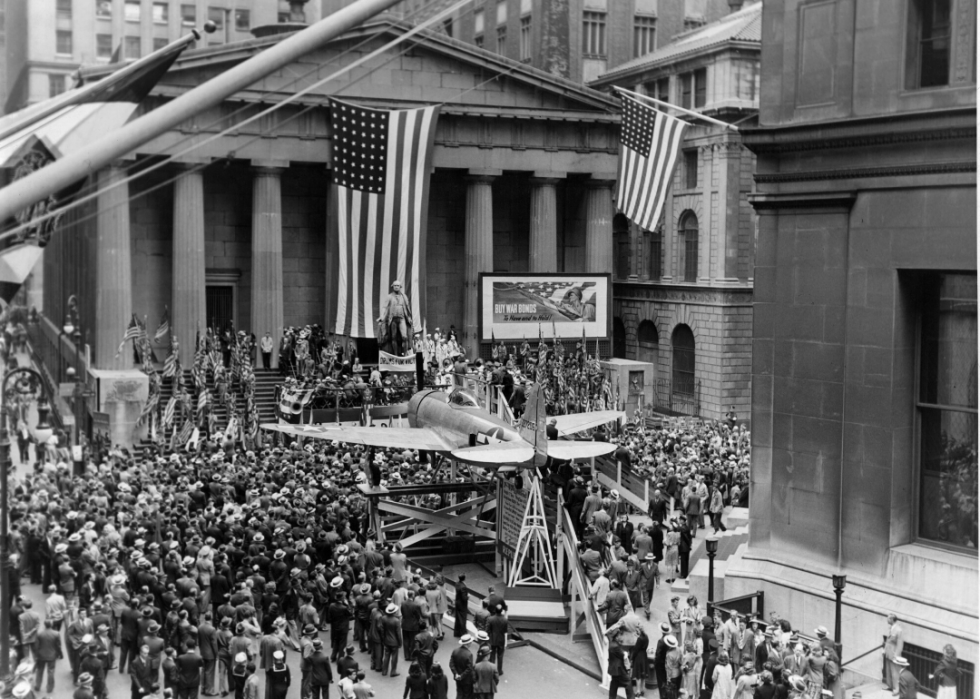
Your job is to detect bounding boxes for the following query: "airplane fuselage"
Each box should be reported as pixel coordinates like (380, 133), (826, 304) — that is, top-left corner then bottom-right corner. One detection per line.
(407, 389), (526, 449)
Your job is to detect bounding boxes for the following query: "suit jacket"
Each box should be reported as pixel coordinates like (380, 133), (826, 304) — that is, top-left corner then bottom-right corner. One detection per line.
(120, 607), (141, 642)
(401, 599), (424, 634)
(381, 613), (402, 648)
(259, 634), (284, 669)
(129, 655), (154, 692)
(36, 627), (63, 661)
(487, 614), (508, 647)
(198, 623), (218, 660)
(899, 668), (918, 699)
(305, 650), (333, 686)
(473, 659), (499, 693)
(449, 646), (473, 679)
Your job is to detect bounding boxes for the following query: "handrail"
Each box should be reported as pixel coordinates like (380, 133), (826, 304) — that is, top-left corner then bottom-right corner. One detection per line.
(842, 644), (885, 668)
(558, 492), (609, 687)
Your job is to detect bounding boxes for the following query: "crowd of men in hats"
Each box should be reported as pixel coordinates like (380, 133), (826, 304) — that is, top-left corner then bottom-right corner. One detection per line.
(1, 425), (519, 699)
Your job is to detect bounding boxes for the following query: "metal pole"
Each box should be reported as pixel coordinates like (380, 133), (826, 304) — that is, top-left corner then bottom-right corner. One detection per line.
(834, 588), (843, 658)
(611, 85), (740, 132)
(707, 551), (716, 604)
(0, 0), (406, 222)
(0, 375), (8, 678)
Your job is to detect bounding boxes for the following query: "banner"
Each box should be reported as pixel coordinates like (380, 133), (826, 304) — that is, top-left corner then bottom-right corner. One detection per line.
(480, 273), (611, 341)
(378, 350), (416, 372)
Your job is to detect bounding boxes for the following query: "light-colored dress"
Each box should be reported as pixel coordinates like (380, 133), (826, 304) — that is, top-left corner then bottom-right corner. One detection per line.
(682, 650), (703, 697)
(665, 531), (680, 574)
(712, 662), (735, 699)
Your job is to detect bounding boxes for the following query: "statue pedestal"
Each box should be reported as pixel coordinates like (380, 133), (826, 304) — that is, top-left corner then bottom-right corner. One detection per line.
(89, 369), (148, 448)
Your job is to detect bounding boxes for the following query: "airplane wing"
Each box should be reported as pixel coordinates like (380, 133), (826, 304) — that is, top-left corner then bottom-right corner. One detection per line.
(260, 423), (453, 452)
(551, 410), (626, 437)
(547, 439), (618, 461)
(451, 442), (535, 465)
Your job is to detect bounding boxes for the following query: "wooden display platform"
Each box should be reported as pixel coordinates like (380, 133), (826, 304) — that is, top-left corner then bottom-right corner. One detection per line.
(503, 586), (568, 634)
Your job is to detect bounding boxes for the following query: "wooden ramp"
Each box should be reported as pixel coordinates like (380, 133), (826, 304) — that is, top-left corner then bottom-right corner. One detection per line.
(503, 586), (569, 634)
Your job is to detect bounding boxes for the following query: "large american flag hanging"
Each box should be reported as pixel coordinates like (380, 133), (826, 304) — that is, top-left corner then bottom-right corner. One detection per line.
(329, 98), (440, 338)
(615, 92), (687, 232)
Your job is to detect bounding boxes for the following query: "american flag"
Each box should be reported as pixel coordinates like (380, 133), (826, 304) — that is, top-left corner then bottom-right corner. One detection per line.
(154, 306), (170, 341)
(115, 313), (144, 358)
(329, 98), (440, 338)
(615, 92), (687, 232)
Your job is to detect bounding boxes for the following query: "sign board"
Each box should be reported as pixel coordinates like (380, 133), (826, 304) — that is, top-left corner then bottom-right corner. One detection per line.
(378, 351), (416, 372)
(479, 273), (611, 341)
(497, 478), (529, 558)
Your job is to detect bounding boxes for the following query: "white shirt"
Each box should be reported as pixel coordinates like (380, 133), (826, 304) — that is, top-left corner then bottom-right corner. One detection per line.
(260, 335), (274, 353)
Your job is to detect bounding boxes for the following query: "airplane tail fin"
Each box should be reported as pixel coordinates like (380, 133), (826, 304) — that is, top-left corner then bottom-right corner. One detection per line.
(518, 383), (548, 463)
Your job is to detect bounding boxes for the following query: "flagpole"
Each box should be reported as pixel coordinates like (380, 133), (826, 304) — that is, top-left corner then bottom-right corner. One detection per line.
(612, 85), (739, 132)
(0, 0), (411, 223)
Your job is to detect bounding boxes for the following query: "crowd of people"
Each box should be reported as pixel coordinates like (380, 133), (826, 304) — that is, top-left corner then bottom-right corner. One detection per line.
(2, 430), (512, 699)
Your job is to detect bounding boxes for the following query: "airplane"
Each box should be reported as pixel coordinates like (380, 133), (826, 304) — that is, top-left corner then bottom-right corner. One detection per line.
(261, 383), (624, 467)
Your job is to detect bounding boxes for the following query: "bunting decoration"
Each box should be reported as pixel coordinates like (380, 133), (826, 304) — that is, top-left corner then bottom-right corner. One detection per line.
(154, 306), (170, 341)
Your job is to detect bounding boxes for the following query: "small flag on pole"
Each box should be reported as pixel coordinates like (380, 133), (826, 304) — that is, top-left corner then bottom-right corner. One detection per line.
(154, 306), (170, 341)
(116, 313), (143, 358)
(615, 91), (688, 232)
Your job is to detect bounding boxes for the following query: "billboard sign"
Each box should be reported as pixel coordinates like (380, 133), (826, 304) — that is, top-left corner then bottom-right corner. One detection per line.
(479, 273), (611, 341)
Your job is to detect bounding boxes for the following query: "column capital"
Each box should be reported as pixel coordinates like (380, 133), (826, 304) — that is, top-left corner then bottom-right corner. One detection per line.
(586, 177), (617, 189)
(466, 168), (502, 180)
(250, 159), (290, 172)
(171, 156), (211, 167)
(531, 170), (567, 180)
(530, 176), (563, 187)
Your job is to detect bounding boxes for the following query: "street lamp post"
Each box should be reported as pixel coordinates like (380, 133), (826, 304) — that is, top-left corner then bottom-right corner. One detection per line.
(832, 574), (846, 660)
(706, 536), (719, 604)
(63, 295), (85, 477)
(0, 367), (53, 677)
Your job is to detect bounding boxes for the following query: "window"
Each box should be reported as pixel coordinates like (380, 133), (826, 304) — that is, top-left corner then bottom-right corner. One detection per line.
(614, 214), (630, 279)
(443, 17), (454, 38)
(208, 7), (227, 42)
(474, 9), (484, 36)
(680, 68), (707, 109)
(96, 0), (112, 19)
(48, 74), (67, 97)
(124, 0), (141, 22)
(684, 150), (698, 189)
(56, 30), (73, 55)
(906, 0), (952, 89)
(475, 35), (484, 48)
(917, 273), (978, 550)
(181, 4), (196, 25)
(57, 0), (73, 20)
(153, 37), (168, 51)
(582, 11), (607, 57)
(152, 2), (168, 23)
(96, 33), (113, 58)
(679, 211), (698, 282)
(496, 25), (507, 54)
(671, 324), (696, 397)
(637, 320), (659, 367)
(645, 76), (670, 106)
(520, 15), (532, 62)
(634, 15), (656, 58)
(125, 35), (141, 59)
(496, 0), (507, 26)
(235, 9), (251, 31)
(646, 228), (662, 281)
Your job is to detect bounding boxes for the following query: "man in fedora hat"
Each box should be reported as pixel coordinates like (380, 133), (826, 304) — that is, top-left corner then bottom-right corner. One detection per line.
(128, 644), (156, 699)
(451, 634), (476, 699)
(73, 671), (96, 699)
(896, 657), (918, 699)
(305, 637), (332, 699)
(380, 602), (403, 677)
(664, 634), (682, 699)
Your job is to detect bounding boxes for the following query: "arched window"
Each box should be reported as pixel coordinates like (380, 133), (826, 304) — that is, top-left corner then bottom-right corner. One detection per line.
(679, 211), (698, 282)
(614, 213), (630, 279)
(637, 320), (659, 368)
(671, 324), (695, 397)
(613, 317), (627, 358)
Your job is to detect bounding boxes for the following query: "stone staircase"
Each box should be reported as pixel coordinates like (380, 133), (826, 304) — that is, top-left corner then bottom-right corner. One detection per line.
(671, 513), (750, 600)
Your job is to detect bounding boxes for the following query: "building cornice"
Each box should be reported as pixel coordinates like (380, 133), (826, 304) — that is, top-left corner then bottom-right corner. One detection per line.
(755, 161), (977, 184)
(614, 283), (753, 306)
(742, 107), (976, 154)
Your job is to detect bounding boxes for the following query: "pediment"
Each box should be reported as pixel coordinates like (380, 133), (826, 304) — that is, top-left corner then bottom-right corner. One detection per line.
(120, 19), (618, 117)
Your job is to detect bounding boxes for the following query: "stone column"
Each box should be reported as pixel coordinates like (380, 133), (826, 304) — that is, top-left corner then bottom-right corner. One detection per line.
(585, 179), (616, 274)
(529, 173), (563, 273)
(250, 162), (287, 368)
(464, 170), (499, 358)
(95, 163), (133, 370)
(172, 163), (207, 365)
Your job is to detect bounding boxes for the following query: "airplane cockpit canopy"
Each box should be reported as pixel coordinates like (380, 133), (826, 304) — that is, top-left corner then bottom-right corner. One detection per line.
(449, 389), (481, 408)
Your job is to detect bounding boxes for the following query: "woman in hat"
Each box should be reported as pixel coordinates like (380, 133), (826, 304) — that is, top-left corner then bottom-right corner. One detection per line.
(803, 643), (827, 699)
(932, 644), (960, 699)
(712, 652), (734, 699)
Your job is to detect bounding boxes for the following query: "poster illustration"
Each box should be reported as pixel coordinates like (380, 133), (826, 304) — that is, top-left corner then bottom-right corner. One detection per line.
(480, 273), (611, 340)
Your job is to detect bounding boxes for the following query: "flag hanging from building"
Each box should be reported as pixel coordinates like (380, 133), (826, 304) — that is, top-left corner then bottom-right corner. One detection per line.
(328, 98), (440, 339)
(115, 313), (144, 358)
(615, 92), (687, 232)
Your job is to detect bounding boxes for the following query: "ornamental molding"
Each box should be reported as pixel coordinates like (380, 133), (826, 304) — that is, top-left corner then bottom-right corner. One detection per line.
(744, 123), (975, 154)
(614, 284), (753, 306)
(755, 161), (976, 184)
